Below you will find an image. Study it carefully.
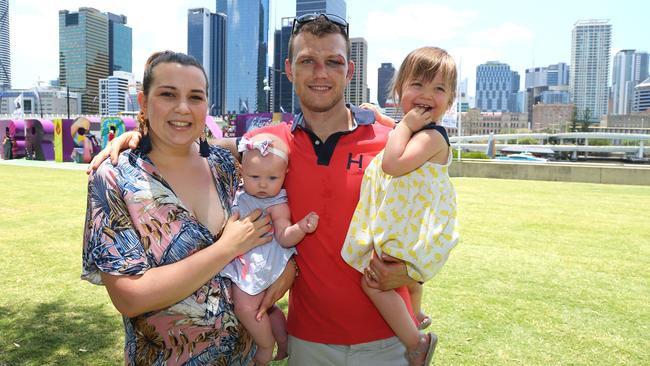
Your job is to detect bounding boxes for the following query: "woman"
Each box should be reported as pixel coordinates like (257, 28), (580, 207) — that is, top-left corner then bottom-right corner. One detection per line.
(82, 51), (294, 365)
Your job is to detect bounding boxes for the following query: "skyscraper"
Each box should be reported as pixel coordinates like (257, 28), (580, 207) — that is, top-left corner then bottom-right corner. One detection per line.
(612, 50), (649, 115)
(188, 9), (211, 77)
(188, 8), (227, 116)
(509, 71), (520, 112)
(272, 17), (294, 113)
(377, 63), (395, 108)
(0, 0), (10, 89)
(217, 0), (269, 114)
(633, 77), (650, 113)
(59, 8), (109, 114)
(546, 62), (570, 86)
(296, 0), (346, 19)
(107, 13), (132, 74)
(345, 37), (368, 107)
(525, 62), (571, 122)
(570, 19), (611, 122)
(476, 61), (517, 112)
(99, 71), (134, 115)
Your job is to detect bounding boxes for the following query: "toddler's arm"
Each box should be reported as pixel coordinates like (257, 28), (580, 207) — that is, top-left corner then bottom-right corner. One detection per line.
(382, 107), (447, 176)
(266, 203), (318, 247)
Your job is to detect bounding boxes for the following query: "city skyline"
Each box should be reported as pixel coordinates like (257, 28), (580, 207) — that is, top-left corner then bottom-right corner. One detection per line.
(9, 0), (650, 104)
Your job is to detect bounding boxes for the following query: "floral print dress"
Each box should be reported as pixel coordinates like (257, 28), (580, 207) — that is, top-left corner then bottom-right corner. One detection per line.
(82, 146), (255, 366)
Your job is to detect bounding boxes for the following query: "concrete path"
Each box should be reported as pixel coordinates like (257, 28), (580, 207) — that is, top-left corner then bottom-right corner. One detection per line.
(0, 158), (89, 171)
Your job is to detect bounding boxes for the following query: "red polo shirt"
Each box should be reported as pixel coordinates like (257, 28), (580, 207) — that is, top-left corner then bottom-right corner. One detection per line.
(248, 107), (414, 344)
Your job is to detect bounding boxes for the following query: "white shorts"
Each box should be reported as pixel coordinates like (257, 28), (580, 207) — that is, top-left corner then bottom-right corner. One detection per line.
(287, 335), (407, 366)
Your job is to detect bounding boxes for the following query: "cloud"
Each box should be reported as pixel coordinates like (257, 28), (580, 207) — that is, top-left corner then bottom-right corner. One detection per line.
(10, 0), (209, 88)
(467, 22), (533, 47)
(363, 3), (478, 103)
(366, 4), (478, 44)
(448, 46), (503, 96)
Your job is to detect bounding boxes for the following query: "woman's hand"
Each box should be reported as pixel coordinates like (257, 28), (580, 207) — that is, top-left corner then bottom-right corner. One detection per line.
(86, 131), (142, 174)
(218, 209), (272, 258)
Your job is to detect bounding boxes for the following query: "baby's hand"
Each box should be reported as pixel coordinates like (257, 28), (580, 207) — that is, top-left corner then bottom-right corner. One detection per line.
(360, 103), (395, 128)
(401, 106), (432, 133)
(298, 212), (319, 234)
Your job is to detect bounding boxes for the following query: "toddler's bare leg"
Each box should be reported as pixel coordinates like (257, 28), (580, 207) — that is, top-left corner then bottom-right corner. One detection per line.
(361, 279), (420, 352)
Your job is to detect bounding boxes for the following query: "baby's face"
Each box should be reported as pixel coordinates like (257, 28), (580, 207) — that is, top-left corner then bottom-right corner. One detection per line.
(241, 152), (287, 198)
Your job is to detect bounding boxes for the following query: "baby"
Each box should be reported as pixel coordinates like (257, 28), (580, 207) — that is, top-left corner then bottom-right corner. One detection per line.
(221, 133), (319, 365)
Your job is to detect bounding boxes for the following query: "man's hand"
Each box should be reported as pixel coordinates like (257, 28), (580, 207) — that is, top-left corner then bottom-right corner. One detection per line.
(256, 259), (296, 320)
(86, 131), (142, 174)
(363, 251), (416, 291)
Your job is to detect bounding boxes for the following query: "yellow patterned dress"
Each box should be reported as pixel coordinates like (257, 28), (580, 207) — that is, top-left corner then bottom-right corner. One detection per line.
(341, 148), (459, 282)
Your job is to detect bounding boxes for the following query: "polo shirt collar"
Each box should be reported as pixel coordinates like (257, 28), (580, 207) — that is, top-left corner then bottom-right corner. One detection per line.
(290, 104), (376, 133)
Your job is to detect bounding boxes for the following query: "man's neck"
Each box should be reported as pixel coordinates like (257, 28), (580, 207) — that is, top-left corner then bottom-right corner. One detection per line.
(301, 103), (352, 141)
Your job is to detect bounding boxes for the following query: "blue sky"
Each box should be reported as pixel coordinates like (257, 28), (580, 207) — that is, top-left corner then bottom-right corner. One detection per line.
(10, 0), (649, 103)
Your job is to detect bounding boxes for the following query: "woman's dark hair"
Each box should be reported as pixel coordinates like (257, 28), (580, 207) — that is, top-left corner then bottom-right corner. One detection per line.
(141, 51), (208, 97)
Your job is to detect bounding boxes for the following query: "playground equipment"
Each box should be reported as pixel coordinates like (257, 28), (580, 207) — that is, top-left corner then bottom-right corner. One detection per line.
(70, 117), (101, 163)
(100, 116), (136, 148)
(24, 119), (55, 161)
(53, 118), (75, 162)
(0, 119), (26, 159)
(205, 115), (223, 139)
(234, 112), (293, 137)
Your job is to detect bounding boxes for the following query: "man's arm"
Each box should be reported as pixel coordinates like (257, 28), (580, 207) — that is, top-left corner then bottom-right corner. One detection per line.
(364, 252), (418, 290)
(86, 131), (141, 173)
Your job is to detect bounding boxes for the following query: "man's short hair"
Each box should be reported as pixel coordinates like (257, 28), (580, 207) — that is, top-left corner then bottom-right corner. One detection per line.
(288, 15), (350, 63)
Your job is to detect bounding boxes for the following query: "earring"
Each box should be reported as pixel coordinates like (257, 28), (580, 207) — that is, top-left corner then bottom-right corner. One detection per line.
(199, 130), (210, 158)
(140, 123), (152, 153)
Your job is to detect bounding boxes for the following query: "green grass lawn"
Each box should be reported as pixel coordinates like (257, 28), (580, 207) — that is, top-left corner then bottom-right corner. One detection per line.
(0, 165), (648, 365)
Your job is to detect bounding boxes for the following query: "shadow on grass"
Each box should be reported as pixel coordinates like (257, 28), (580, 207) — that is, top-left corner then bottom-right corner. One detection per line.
(0, 301), (122, 366)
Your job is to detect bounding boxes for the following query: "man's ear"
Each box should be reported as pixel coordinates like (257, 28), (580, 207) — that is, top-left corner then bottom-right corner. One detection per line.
(346, 60), (355, 83)
(285, 58), (294, 82)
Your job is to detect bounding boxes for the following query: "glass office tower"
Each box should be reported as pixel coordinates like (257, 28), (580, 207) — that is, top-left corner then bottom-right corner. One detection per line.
(0, 0), (10, 89)
(217, 0), (269, 113)
(59, 7), (109, 114)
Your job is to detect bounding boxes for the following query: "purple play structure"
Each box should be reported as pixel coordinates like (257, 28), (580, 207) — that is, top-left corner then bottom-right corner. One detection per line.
(24, 119), (55, 160)
(1, 119), (26, 159)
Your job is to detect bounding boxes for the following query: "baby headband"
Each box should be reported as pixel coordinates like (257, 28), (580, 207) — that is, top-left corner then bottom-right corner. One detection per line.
(237, 136), (288, 161)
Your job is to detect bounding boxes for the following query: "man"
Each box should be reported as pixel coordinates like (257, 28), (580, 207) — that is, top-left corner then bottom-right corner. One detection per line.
(242, 14), (418, 365)
(92, 14), (419, 366)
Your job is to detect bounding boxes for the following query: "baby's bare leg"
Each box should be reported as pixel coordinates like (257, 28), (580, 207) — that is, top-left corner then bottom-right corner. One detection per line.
(268, 305), (288, 360)
(233, 286), (275, 365)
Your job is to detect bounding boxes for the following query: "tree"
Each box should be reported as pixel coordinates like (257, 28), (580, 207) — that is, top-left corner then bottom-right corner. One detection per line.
(580, 108), (592, 132)
(570, 106), (579, 132)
